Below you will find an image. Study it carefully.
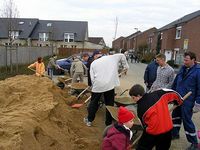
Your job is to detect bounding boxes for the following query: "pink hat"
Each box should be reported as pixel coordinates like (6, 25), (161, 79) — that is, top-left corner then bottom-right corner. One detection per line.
(118, 106), (135, 123)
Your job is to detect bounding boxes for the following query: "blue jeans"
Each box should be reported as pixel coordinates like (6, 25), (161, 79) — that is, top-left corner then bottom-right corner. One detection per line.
(48, 68), (54, 79)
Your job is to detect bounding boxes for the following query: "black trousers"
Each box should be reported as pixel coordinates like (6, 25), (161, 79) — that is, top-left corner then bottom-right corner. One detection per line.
(87, 89), (115, 126)
(136, 130), (172, 150)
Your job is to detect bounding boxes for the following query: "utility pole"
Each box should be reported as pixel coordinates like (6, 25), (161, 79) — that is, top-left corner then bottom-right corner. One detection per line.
(113, 17), (118, 40)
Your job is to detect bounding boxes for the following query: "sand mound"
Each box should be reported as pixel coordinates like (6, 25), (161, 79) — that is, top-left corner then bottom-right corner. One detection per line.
(0, 75), (105, 150)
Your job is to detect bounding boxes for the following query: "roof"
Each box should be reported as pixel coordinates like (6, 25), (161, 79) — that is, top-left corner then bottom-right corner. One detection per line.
(0, 18), (88, 41)
(0, 18), (38, 39)
(88, 37), (105, 45)
(159, 10), (200, 31)
(30, 20), (88, 41)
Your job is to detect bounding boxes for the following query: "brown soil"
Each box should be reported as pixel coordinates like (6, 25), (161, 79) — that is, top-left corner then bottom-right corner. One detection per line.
(0, 75), (106, 150)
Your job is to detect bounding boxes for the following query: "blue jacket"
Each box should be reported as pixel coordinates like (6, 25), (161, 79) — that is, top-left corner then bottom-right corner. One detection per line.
(172, 63), (200, 105)
(144, 60), (158, 88)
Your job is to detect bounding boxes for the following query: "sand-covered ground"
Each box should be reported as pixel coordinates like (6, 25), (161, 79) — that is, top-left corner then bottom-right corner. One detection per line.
(0, 75), (106, 150)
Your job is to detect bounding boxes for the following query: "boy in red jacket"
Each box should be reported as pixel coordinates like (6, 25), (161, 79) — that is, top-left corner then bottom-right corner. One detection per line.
(102, 106), (136, 150)
(129, 84), (183, 150)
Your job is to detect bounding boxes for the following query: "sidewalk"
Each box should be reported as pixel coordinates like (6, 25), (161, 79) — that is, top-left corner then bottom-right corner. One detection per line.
(119, 62), (200, 150)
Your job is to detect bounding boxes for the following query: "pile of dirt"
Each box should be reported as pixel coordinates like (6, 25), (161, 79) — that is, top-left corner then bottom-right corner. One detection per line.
(0, 75), (105, 150)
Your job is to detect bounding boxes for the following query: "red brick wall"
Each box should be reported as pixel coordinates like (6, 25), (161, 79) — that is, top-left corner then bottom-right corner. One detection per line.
(136, 28), (157, 51)
(112, 37), (124, 50)
(161, 16), (200, 61)
(183, 16), (200, 60)
(161, 28), (175, 50)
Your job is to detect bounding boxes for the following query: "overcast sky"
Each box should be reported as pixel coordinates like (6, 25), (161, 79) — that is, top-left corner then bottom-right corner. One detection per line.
(0, 0), (200, 47)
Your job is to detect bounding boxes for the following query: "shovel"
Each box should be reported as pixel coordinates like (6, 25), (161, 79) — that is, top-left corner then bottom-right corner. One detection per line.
(28, 67), (50, 78)
(170, 91), (192, 112)
(71, 96), (91, 108)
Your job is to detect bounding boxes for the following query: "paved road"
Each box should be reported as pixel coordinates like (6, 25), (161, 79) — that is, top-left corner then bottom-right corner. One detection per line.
(119, 62), (200, 150)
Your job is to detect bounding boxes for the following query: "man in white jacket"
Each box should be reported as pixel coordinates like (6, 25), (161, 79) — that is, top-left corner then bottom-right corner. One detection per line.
(84, 53), (129, 126)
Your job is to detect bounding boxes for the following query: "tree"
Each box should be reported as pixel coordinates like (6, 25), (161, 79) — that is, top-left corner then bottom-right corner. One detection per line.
(0, 0), (19, 73)
(0, 0), (19, 45)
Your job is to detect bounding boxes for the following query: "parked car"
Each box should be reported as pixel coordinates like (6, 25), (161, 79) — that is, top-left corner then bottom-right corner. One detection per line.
(55, 54), (87, 75)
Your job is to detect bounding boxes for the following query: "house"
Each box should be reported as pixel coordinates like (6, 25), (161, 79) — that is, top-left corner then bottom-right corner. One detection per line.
(135, 27), (157, 54)
(158, 10), (200, 62)
(88, 37), (106, 46)
(86, 37), (106, 49)
(112, 36), (125, 51)
(0, 18), (39, 46)
(124, 31), (141, 51)
(0, 18), (106, 52)
(112, 27), (157, 55)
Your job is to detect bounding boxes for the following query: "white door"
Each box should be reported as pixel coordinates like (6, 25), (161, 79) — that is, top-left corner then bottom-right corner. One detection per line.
(164, 50), (172, 61)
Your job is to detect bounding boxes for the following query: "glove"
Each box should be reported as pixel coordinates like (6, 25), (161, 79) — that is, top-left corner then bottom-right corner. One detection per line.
(193, 102), (200, 113)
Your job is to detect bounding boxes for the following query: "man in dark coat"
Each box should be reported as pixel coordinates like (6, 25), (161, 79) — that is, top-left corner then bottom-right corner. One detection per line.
(144, 59), (159, 91)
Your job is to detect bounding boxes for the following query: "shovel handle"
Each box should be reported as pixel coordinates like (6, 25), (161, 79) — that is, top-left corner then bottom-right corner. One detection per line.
(84, 96), (91, 104)
(170, 91), (192, 112)
(28, 67), (36, 72)
(77, 86), (90, 100)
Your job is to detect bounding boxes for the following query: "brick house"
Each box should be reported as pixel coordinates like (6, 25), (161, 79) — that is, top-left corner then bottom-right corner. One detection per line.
(158, 10), (200, 62)
(112, 28), (157, 54)
(112, 36), (125, 50)
(134, 27), (157, 53)
(0, 18), (106, 51)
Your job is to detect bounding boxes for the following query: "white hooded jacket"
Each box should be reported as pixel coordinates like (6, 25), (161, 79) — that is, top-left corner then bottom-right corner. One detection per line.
(90, 54), (129, 93)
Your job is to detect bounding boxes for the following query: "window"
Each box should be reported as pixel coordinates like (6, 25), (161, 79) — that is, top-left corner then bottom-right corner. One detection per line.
(9, 31), (19, 39)
(64, 33), (74, 42)
(39, 33), (49, 41)
(148, 37), (153, 43)
(18, 21), (24, 25)
(4, 43), (11, 46)
(176, 26), (182, 39)
(47, 23), (52, 27)
(160, 32), (163, 40)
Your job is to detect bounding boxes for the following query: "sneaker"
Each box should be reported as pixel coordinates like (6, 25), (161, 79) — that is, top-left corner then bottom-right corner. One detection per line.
(171, 135), (180, 140)
(186, 143), (198, 150)
(83, 117), (92, 127)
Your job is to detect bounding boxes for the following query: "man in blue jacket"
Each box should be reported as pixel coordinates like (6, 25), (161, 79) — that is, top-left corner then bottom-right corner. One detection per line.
(172, 51), (200, 150)
(144, 58), (159, 91)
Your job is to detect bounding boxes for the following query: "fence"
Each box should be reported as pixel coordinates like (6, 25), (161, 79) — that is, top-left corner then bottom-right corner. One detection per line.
(0, 46), (53, 67)
(58, 48), (108, 57)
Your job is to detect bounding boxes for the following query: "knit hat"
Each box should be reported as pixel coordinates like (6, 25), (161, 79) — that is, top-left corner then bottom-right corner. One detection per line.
(118, 106), (135, 123)
(92, 50), (101, 57)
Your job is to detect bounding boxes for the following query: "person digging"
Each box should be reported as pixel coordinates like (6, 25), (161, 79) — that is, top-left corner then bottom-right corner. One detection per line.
(129, 84), (185, 150)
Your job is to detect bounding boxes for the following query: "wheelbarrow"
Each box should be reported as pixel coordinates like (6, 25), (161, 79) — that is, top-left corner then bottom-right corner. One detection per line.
(114, 89), (136, 107)
(69, 82), (90, 97)
(65, 83), (90, 105)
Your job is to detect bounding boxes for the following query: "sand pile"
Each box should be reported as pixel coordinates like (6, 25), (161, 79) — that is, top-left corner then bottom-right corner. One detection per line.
(0, 75), (105, 150)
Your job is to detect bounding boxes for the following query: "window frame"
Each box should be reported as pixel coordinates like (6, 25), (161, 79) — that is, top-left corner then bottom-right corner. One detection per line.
(39, 32), (49, 41)
(175, 26), (182, 39)
(64, 33), (74, 42)
(9, 31), (19, 39)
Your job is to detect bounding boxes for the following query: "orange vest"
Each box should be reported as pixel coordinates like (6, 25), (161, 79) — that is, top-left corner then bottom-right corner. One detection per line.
(29, 62), (45, 76)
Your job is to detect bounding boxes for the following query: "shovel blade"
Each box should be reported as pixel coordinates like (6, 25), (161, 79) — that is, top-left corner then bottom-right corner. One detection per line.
(71, 103), (83, 108)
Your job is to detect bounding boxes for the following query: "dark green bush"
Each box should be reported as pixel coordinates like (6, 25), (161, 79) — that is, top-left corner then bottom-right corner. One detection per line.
(142, 52), (155, 64)
(167, 60), (179, 68)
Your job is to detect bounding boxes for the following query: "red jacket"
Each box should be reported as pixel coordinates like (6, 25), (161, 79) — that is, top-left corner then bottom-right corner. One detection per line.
(102, 123), (131, 150)
(137, 89), (183, 135)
